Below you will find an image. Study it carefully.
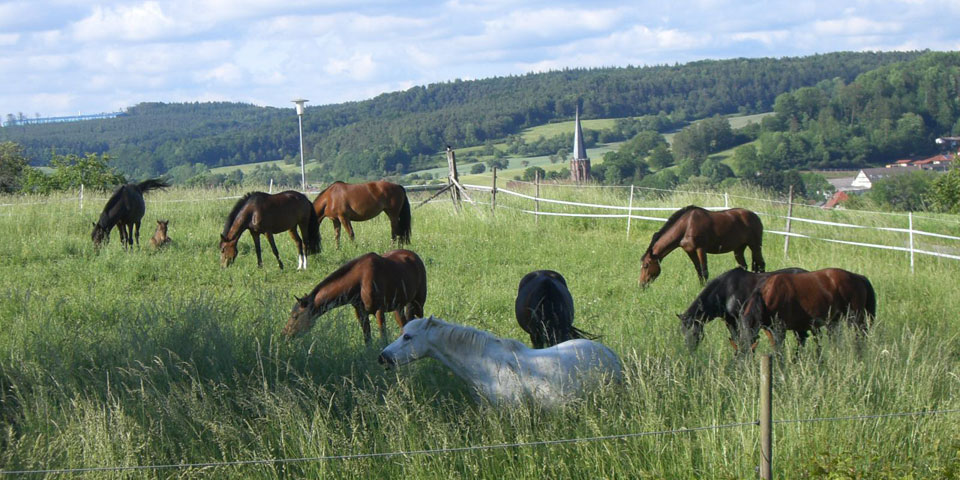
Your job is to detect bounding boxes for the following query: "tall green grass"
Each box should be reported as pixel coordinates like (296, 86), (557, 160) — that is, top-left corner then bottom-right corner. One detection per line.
(0, 186), (957, 478)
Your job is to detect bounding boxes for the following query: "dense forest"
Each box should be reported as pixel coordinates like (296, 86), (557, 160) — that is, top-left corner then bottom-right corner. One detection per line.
(0, 51), (924, 180)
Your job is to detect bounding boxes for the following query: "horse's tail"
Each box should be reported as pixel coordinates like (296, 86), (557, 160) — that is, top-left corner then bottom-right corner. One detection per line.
(304, 206), (322, 255)
(862, 275), (877, 329)
(395, 187), (412, 244)
(136, 178), (170, 194)
(569, 325), (598, 341)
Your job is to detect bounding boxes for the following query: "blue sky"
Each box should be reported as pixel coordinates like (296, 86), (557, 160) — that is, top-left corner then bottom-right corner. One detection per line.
(2, 0), (958, 117)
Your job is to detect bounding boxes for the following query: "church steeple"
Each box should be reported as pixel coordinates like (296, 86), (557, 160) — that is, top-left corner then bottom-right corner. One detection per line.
(570, 104), (591, 183)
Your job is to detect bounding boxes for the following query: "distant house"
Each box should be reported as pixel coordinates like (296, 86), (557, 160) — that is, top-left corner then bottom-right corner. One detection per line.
(822, 191), (849, 209)
(850, 166), (925, 190)
(912, 153), (954, 171)
(887, 158), (914, 168)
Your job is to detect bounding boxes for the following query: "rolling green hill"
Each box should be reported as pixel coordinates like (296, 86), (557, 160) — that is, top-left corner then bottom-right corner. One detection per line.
(0, 51), (924, 181)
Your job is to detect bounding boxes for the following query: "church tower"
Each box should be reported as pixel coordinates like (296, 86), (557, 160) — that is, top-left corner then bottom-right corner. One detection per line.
(570, 105), (591, 183)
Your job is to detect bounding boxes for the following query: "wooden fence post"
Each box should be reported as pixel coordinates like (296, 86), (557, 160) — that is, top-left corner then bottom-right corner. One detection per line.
(269, 178), (273, 194)
(724, 192), (729, 209)
(760, 354), (773, 480)
(79, 184), (84, 211)
(626, 184), (634, 238)
(534, 171), (540, 226)
(491, 167), (497, 215)
(909, 212), (915, 274)
(783, 185), (794, 257)
(447, 146), (461, 210)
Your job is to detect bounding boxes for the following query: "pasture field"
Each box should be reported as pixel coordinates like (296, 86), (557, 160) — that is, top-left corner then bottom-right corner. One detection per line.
(0, 185), (958, 478)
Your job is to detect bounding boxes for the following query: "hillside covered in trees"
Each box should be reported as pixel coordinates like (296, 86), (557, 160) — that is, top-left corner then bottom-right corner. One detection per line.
(0, 51), (926, 181)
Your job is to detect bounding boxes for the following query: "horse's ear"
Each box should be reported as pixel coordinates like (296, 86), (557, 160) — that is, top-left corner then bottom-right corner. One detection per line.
(676, 313), (683, 320)
(220, 233), (228, 242)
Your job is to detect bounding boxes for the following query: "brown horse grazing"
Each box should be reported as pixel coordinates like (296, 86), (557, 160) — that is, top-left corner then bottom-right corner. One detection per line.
(638, 206), (765, 287)
(737, 268), (876, 353)
(312, 180), (412, 247)
(91, 178), (170, 249)
(150, 220), (171, 249)
(283, 249), (427, 343)
(220, 191), (321, 270)
(515, 270), (594, 348)
(678, 267), (808, 352)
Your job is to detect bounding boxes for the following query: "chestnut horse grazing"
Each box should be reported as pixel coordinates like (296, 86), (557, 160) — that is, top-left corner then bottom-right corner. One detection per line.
(378, 316), (622, 407)
(283, 249), (427, 343)
(92, 178), (169, 249)
(678, 267), (807, 351)
(737, 268), (876, 353)
(150, 219), (171, 249)
(220, 191), (321, 270)
(638, 206), (765, 287)
(515, 270), (594, 348)
(312, 180), (412, 247)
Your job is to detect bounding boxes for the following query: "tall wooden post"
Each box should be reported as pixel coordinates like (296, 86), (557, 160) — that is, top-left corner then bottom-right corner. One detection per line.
(760, 354), (773, 480)
(446, 146), (461, 210)
(79, 184), (84, 211)
(491, 167), (498, 214)
(626, 184), (635, 238)
(909, 212), (915, 274)
(534, 171), (540, 226)
(783, 185), (794, 257)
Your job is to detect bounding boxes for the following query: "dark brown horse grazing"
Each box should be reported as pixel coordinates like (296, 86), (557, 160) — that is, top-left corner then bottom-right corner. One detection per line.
(91, 178), (169, 249)
(150, 219), (171, 249)
(220, 191), (321, 270)
(515, 270), (594, 348)
(283, 249), (427, 343)
(678, 267), (807, 352)
(638, 206), (765, 287)
(737, 268), (876, 353)
(312, 180), (412, 247)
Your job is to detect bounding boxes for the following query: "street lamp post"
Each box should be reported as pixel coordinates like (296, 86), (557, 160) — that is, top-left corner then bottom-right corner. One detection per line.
(292, 98), (309, 191)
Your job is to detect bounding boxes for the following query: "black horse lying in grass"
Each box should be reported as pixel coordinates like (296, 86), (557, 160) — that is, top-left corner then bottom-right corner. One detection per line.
(678, 267), (807, 351)
(515, 270), (594, 348)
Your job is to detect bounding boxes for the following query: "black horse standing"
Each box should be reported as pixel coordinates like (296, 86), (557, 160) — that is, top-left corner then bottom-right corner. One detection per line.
(678, 267), (807, 351)
(91, 179), (169, 249)
(515, 270), (593, 348)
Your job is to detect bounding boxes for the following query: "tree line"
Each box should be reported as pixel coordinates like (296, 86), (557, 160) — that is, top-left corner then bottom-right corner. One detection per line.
(0, 51), (922, 181)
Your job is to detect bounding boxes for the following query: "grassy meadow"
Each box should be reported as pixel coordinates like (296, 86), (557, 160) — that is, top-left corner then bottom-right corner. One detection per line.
(0, 185), (958, 478)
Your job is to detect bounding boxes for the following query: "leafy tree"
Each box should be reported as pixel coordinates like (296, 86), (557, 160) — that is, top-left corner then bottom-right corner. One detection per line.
(928, 164), (960, 213)
(700, 158), (735, 184)
(469, 163), (486, 174)
(0, 141), (28, 193)
(21, 152), (125, 193)
(638, 169), (679, 190)
(521, 166), (546, 182)
(648, 144), (674, 170)
(731, 144), (761, 177)
(867, 170), (936, 211)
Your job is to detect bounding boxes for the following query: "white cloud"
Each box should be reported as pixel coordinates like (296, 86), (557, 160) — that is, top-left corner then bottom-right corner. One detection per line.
(325, 52), (377, 81)
(812, 17), (902, 36)
(72, 2), (179, 42)
(0, 33), (20, 46)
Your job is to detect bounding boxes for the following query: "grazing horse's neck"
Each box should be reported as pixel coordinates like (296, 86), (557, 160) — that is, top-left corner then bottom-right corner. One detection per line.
(222, 208), (249, 242)
(424, 326), (506, 392)
(311, 276), (361, 311)
(649, 217), (686, 259)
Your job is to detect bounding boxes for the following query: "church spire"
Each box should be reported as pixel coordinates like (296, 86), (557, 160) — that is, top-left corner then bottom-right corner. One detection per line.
(570, 104), (591, 182)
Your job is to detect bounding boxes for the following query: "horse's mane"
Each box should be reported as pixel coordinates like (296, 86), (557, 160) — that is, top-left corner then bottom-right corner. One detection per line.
(644, 205), (704, 257)
(316, 181), (346, 198)
(306, 253), (372, 298)
(429, 318), (527, 355)
(222, 192), (262, 235)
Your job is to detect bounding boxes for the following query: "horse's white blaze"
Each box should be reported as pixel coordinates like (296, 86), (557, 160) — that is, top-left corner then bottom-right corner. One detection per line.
(380, 316), (622, 407)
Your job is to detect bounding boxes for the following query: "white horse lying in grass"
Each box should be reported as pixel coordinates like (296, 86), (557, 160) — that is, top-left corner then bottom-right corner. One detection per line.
(378, 315), (623, 407)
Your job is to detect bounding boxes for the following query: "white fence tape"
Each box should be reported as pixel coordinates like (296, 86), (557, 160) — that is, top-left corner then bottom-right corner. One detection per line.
(466, 184), (960, 263)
